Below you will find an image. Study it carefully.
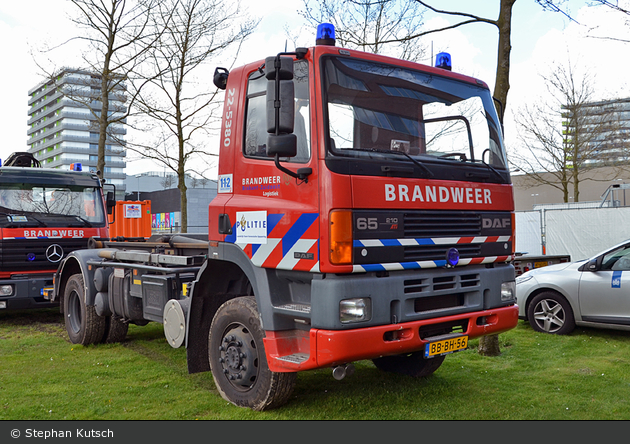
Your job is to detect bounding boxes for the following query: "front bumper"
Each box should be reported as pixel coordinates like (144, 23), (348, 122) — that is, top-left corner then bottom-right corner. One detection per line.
(0, 275), (57, 310)
(264, 304), (519, 372)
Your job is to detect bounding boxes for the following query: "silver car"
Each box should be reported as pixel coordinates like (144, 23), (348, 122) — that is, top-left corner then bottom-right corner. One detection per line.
(516, 240), (630, 334)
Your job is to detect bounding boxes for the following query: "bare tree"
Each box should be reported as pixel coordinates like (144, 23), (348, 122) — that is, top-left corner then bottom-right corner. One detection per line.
(513, 60), (629, 202)
(56, 0), (165, 181)
(300, 0), (427, 61)
(405, 1), (516, 124)
(130, 0), (257, 232)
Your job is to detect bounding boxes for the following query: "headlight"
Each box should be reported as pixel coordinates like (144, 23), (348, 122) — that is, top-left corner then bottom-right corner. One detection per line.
(501, 281), (516, 301)
(516, 274), (533, 285)
(0, 285), (13, 296)
(340, 298), (372, 323)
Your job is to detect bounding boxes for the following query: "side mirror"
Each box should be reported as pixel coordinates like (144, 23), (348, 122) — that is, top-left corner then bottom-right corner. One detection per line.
(106, 191), (115, 215)
(263, 53), (311, 183)
(265, 55), (296, 158)
(587, 258), (599, 271)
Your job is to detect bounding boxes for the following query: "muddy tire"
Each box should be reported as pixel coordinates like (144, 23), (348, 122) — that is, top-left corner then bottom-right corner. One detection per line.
(101, 315), (129, 343)
(63, 274), (106, 345)
(208, 296), (296, 411)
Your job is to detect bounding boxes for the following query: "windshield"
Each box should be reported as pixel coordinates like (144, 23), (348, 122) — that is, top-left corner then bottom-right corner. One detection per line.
(0, 184), (106, 227)
(323, 56), (507, 170)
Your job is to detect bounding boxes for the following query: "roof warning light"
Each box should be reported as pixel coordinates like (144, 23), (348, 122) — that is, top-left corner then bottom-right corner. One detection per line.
(316, 23), (336, 46)
(435, 52), (452, 71)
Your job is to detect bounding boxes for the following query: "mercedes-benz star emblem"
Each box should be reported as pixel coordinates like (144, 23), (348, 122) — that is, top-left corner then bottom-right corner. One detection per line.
(46, 244), (64, 263)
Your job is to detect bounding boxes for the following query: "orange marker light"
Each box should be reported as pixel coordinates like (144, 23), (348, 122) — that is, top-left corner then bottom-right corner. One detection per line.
(329, 210), (353, 265)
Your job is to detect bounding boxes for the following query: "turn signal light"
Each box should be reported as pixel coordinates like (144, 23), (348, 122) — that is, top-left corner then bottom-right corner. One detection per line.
(329, 210), (353, 265)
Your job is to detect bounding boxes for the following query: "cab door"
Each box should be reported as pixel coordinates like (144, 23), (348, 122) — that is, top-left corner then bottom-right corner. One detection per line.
(224, 58), (320, 272)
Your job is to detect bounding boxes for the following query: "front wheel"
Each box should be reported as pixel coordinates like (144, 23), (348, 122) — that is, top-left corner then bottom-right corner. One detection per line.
(372, 352), (445, 378)
(527, 291), (575, 335)
(208, 297), (296, 411)
(63, 274), (106, 345)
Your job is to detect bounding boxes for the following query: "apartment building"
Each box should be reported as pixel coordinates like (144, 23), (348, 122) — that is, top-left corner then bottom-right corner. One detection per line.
(26, 68), (127, 195)
(562, 97), (630, 166)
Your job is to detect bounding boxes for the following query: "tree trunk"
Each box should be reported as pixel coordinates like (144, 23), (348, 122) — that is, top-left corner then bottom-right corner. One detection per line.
(479, 0), (516, 358)
(478, 334), (501, 356)
(492, 0), (516, 121)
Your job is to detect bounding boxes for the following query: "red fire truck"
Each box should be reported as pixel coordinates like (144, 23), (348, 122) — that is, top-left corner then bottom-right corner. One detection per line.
(52, 24), (518, 410)
(0, 152), (111, 311)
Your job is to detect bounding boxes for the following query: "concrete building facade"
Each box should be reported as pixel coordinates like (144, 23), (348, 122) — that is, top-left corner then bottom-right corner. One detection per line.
(27, 69), (127, 195)
(562, 97), (630, 166)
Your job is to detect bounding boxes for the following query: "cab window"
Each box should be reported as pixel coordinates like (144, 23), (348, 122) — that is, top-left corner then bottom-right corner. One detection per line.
(244, 59), (310, 162)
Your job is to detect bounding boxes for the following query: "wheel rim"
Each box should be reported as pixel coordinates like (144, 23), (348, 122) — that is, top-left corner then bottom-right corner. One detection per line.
(217, 323), (259, 391)
(532, 298), (565, 333)
(67, 290), (82, 334)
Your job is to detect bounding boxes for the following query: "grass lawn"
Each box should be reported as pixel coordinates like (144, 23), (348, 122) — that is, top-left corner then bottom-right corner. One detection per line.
(1, 308), (629, 420)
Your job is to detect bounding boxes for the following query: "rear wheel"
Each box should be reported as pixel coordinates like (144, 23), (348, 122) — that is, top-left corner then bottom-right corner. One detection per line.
(208, 297), (296, 411)
(101, 316), (129, 343)
(63, 274), (106, 345)
(372, 352), (445, 378)
(527, 291), (575, 335)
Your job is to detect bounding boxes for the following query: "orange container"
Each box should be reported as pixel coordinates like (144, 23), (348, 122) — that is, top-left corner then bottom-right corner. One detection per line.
(108, 200), (152, 239)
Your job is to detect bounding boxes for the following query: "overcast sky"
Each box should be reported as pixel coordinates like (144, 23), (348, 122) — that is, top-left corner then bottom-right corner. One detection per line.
(1, 0), (628, 176)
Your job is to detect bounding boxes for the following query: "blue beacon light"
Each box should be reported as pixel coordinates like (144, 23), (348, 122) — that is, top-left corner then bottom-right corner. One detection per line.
(316, 23), (336, 46)
(446, 247), (460, 268)
(435, 52), (452, 71)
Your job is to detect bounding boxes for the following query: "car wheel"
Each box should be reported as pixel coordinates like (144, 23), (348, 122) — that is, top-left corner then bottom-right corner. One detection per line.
(527, 291), (575, 335)
(208, 296), (297, 411)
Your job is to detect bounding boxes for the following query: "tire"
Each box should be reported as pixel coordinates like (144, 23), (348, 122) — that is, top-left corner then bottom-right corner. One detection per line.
(208, 296), (297, 411)
(373, 352), (445, 378)
(527, 291), (575, 335)
(63, 274), (106, 345)
(101, 316), (129, 344)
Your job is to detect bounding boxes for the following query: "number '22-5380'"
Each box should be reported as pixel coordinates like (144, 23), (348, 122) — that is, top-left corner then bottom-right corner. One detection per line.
(223, 88), (236, 147)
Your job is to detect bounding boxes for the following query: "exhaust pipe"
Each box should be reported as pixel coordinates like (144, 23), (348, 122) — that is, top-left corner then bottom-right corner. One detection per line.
(332, 363), (355, 380)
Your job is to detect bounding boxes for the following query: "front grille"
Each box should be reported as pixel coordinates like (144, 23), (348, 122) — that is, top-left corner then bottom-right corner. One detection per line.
(0, 238), (89, 272)
(353, 209), (512, 266)
(404, 211), (481, 237)
(404, 273), (480, 294)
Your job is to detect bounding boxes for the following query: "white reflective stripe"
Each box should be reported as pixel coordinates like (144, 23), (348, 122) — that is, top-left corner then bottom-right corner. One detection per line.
(431, 237), (461, 244)
(277, 239), (317, 270)
(249, 238), (281, 267)
(497, 236), (511, 242)
(310, 261), (320, 273)
(358, 239), (384, 247)
(398, 238), (420, 246)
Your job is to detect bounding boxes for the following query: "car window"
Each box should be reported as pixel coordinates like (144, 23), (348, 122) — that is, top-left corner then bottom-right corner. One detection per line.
(602, 245), (630, 271)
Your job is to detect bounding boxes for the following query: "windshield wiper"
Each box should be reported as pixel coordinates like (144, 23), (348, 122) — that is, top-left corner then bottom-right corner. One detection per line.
(72, 216), (93, 227)
(0, 212), (47, 228)
(351, 147), (434, 178)
(477, 149), (507, 183)
(43, 213), (94, 227)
